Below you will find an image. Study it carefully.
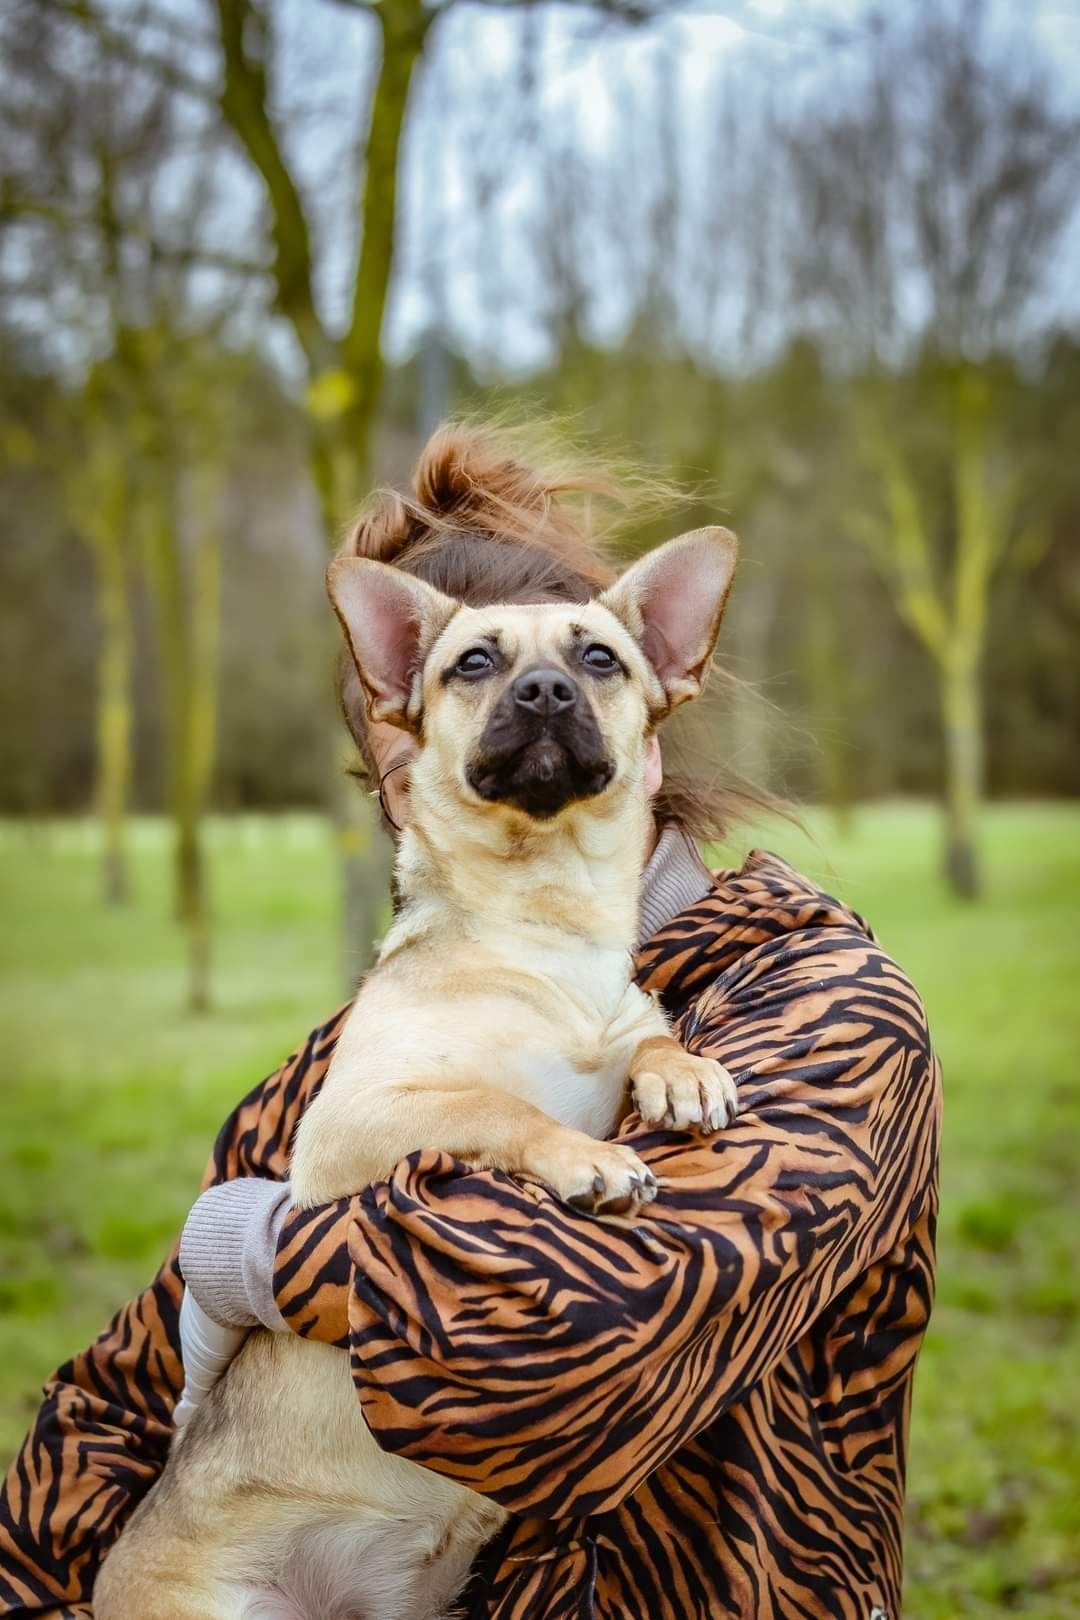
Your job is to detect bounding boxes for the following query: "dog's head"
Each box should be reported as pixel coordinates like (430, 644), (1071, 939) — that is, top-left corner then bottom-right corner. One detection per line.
(327, 527), (737, 827)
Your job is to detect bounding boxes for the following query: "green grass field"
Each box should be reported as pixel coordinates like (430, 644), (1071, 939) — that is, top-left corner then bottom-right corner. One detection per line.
(1, 804), (1078, 1616)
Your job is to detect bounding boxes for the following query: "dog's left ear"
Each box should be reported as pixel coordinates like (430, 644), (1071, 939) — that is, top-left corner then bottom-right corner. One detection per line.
(600, 527), (738, 713)
(327, 558), (457, 731)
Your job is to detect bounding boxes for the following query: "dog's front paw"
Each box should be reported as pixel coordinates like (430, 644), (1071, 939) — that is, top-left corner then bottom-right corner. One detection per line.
(631, 1047), (738, 1134)
(524, 1131), (657, 1216)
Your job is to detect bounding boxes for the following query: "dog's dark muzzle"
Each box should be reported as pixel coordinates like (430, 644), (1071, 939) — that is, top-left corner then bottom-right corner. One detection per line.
(466, 665), (615, 819)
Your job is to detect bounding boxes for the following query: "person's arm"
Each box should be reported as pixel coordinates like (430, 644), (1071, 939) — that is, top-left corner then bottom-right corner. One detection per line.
(0, 1006), (349, 1618)
(240, 922), (939, 1520)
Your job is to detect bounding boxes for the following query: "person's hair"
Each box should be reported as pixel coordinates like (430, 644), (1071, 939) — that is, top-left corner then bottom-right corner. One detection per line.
(335, 418), (779, 842)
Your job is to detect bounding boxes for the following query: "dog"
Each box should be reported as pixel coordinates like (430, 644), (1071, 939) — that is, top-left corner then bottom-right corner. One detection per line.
(93, 524), (740, 1620)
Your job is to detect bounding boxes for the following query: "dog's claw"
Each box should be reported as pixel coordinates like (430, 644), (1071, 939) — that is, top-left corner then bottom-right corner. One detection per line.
(529, 1136), (656, 1216)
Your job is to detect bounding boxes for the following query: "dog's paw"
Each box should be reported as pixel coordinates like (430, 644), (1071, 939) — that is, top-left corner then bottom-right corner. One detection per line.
(631, 1050), (738, 1134)
(524, 1132), (658, 1216)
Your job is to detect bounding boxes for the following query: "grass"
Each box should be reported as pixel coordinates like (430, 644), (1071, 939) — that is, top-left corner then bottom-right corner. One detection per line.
(1, 803), (1078, 1617)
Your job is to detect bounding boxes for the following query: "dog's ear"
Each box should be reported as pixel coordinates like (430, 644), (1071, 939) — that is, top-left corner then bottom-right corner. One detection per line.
(327, 558), (457, 730)
(600, 527), (738, 713)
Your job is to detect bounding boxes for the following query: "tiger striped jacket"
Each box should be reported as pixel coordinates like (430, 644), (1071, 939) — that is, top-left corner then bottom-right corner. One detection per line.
(0, 850), (940, 1619)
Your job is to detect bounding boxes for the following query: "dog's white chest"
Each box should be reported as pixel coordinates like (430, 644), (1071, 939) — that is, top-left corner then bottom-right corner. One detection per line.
(514, 974), (665, 1139)
(516, 1046), (626, 1138)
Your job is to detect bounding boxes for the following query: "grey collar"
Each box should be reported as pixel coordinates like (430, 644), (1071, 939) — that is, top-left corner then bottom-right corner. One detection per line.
(638, 824), (715, 943)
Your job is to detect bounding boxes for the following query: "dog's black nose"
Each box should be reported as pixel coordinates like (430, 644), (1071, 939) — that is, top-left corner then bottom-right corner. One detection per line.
(512, 666), (578, 716)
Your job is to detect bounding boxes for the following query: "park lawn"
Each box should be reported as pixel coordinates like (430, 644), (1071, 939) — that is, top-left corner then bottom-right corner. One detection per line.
(1, 802), (1078, 1617)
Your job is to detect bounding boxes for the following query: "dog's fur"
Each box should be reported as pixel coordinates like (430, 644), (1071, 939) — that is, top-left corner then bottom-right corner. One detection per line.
(93, 526), (739, 1620)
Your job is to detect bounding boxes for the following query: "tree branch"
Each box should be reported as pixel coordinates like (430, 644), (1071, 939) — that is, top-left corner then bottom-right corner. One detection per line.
(0, 187), (267, 279)
(341, 0), (430, 397)
(214, 0), (330, 371)
(37, 0), (219, 104)
(855, 422), (951, 664)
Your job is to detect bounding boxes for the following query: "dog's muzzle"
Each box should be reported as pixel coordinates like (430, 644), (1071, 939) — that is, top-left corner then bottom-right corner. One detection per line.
(466, 665), (615, 819)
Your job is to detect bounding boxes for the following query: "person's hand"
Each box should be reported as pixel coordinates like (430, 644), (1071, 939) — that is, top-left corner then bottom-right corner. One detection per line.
(174, 1287), (248, 1430)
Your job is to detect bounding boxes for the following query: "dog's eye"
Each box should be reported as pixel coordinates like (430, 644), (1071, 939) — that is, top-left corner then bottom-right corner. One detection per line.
(454, 647), (495, 677)
(582, 643), (619, 673)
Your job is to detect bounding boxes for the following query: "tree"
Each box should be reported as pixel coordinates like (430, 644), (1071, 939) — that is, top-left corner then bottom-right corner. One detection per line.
(0, 3), (238, 1000)
(37, 0), (686, 968)
(784, 0), (1079, 893)
(850, 360), (1048, 894)
(68, 377), (138, 904)
(211, 0), (433, 963)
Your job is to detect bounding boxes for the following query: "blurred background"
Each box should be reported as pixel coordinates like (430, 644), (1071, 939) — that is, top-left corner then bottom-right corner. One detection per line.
(1, 0), (1078, 1613)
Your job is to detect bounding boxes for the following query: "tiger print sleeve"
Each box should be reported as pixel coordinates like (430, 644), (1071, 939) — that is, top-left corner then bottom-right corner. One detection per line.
(274, 901), (940, 1520)
(0, 1007), (350, 1616)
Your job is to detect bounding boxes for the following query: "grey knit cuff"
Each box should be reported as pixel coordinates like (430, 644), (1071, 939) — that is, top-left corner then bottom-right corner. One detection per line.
(179, 1178), (292, 1333)
(638, 823), (715, 942)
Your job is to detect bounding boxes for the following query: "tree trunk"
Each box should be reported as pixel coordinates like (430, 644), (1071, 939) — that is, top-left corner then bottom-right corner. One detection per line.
(336, 0), (431, 504)
(218, 0), (430, 986)
(336, 766), (393, 993)
(317, 2), (430, 987)
(93, 495), (134, 906)
(803, 545), (856, 835)
(177, 473), (223, 1013)
(144, 464), (218, 1012)
(175, 805), (211, 1012)
(940, 651), (982, 899)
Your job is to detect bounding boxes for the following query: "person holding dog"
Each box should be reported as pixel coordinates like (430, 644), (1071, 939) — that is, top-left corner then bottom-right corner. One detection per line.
(0, 425), (941, 1620)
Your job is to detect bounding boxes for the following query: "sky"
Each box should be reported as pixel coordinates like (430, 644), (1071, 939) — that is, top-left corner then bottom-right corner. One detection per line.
(11, 0), (1079, 377)
(382, 0), (1080, 366)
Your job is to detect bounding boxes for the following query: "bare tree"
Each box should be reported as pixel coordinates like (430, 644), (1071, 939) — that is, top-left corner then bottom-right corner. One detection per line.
(0, 4), (240, 1001)
(67, 374), (139, 905)
(33, 0), (685, 967)
(784, 0), (1079, 894)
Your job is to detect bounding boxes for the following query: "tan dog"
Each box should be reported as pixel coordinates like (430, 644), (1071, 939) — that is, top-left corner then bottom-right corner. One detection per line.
(94, 526), (739, 1620)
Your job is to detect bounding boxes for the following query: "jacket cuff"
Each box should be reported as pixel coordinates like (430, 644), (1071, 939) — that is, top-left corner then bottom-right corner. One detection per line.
(179, 1178), (292, 1332)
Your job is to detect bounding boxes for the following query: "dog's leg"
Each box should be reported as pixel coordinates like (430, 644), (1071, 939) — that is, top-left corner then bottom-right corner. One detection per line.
(95, 1555), (245, 1620)
(292, 1082), (657, 1215)
(629, 1035), (738, 1133)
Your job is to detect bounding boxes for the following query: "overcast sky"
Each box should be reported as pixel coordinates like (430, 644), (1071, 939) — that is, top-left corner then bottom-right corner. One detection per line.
(12, 0), (1078, 376)
(378, 0), (1080, 365)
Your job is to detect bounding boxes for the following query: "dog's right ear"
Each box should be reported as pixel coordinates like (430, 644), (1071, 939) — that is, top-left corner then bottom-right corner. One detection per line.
(327, 559), (457, 731)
